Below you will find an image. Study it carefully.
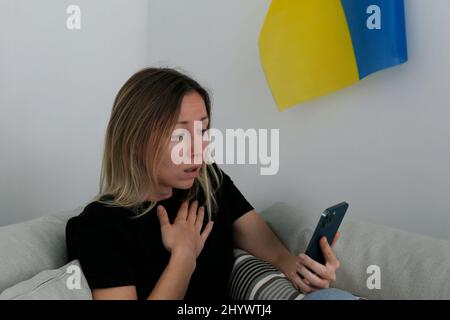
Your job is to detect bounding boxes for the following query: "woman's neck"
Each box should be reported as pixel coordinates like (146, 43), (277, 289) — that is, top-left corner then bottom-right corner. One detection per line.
(147, 187), (173, 202)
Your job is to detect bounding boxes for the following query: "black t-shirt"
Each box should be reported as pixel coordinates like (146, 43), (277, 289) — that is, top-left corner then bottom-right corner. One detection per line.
(65, 165), (254, 300)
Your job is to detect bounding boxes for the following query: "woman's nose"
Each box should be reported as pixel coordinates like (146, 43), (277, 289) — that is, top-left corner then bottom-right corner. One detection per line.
(190, 131), (204, 163)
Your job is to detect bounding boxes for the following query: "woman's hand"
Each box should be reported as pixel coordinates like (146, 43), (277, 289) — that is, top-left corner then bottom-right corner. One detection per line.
(288, 232), (341, 294)
(157, 200), (214, 260)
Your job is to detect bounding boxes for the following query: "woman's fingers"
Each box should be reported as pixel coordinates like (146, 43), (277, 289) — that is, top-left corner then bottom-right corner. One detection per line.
(289, 272), (313, 294)
(187, 200), (198, 225)
(175, 201), (189, 222)
(156, 205), (170, 229)
(331, 231), (340, 247)
(195, 206), (205, 232)
(298, 254), (331, 280)
(200, 221), (214, 242)
(319, 237), (340, 269)
(296, 262), (329, 289)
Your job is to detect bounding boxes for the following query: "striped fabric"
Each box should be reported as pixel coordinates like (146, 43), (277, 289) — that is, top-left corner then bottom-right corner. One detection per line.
(229, 249), (305, 300)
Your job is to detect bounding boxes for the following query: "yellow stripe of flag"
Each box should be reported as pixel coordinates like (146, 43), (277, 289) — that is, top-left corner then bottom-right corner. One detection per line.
(259, 0), (360, 111)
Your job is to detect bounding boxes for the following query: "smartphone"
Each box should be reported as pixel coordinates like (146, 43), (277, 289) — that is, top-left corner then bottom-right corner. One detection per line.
(304, 202), (348, 265)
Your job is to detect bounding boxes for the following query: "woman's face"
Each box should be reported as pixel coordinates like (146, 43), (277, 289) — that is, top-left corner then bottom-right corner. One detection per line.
(152, 91), (209, 199)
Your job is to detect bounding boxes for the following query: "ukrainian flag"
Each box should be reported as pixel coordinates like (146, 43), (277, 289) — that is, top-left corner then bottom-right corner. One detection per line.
(259, 0), (408, 111)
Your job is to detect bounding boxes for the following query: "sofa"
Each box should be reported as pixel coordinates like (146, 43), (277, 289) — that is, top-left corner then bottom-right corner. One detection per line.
(1, 202), (449, 300)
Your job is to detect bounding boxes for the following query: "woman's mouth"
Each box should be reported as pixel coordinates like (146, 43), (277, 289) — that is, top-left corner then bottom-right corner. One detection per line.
(183, 165), (200, 177)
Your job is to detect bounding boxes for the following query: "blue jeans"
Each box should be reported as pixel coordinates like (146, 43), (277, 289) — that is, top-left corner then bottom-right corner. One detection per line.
(302, 288), (357, 300)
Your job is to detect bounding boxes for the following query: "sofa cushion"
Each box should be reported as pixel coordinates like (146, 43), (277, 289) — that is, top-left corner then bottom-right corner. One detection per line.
(230, 249), (305, 300)
(0, 260), (92, 300)
(0, 207), (82, 292)
(259, 202), (450, 300)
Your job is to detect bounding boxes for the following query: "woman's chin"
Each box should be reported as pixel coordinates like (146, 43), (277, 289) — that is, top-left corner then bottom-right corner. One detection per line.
(175, 179), (196, 190)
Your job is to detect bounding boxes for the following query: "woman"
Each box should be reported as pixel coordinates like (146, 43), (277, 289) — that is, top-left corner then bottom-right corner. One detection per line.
(65, 67), (355, 300)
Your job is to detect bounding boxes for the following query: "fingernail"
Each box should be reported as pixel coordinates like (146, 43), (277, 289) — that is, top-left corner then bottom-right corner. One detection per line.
(299, 254), (305, 259)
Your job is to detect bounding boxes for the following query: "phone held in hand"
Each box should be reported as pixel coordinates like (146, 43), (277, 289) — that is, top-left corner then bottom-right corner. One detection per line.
(305, 202), (349, 265)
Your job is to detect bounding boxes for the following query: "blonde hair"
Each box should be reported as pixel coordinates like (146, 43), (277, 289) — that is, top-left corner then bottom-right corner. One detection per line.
(92, 67), (222, 220)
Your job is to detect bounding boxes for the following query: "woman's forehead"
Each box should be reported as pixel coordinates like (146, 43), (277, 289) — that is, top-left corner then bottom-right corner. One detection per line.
(177, 92), (208, 123)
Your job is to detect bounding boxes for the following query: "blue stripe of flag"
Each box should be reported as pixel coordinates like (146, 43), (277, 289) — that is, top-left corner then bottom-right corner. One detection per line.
(340, 0), (408, 79)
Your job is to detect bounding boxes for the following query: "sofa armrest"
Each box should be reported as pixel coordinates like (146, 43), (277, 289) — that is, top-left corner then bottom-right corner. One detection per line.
(0, 207), (83, 293)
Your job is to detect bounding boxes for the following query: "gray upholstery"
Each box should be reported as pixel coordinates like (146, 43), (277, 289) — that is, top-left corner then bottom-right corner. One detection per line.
(0, 260), (92, 300)
(1, 202), (449, 299)
(0, 207), (83, 293)
(260, 202), (450, 300)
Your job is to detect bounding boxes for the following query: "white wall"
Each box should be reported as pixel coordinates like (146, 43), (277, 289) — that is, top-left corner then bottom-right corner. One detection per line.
(1, 0), (449, 240)
(0, 0), (150, 225)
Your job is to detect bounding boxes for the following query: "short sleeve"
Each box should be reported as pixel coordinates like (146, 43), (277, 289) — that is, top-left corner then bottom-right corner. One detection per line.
(65, 213), (136, 289)
(216, 166), (254, 223)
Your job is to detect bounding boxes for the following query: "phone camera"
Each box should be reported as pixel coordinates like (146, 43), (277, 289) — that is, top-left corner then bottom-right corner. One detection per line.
(324, 214), (332, 226)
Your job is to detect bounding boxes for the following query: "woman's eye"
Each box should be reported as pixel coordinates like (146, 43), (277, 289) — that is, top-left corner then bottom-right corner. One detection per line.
(172, 135), (184, 141)
(195, 128), (208, 135)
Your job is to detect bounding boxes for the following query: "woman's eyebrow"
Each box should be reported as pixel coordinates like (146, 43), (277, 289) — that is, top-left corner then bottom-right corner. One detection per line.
(177, 116), (209, 125)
